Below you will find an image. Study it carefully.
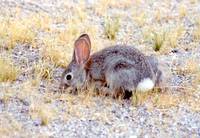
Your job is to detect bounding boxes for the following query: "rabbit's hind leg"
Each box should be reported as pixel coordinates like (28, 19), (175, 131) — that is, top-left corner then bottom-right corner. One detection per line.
(105, 68), (138, 99)
(123, 90), (133, 99)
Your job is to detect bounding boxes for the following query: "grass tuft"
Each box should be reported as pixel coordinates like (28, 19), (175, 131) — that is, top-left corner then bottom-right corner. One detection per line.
(33, 61), (53, 81)
(152, 32), (166, 52)
(104, 17), (120, 40)
(168, 26), (185, 48)
(0, 58), (19, 82)
(133, 11), (146, 27)
(179, 4), (187, 18)
(30, 103), (56, 126)
(193, 23), (200, 40)
(190, 0), (198, 4)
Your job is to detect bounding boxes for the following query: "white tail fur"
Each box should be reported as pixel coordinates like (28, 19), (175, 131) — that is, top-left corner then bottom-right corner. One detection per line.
(136, 78), (154, 92)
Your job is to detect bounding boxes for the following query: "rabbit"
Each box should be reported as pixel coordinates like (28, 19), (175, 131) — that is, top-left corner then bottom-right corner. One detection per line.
(60, 34), (162, 98)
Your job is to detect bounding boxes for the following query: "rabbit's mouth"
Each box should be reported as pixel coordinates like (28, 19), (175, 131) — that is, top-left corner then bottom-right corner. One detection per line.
(59, 83), (79, 95)
(59, 83), (69, 91)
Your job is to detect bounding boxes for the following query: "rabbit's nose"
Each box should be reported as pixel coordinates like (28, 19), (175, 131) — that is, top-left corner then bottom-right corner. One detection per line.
(59, 83), (69, 91)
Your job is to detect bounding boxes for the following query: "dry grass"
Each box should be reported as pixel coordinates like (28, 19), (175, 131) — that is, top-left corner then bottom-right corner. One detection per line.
(30, 103), (56, 126)
(0, 18), (36, 49)
(41, 35), (70, 67)
(147, 25), (185, 53)
(154, 9), (162, 22)
(94, 0), (133, 16)
(104, 17), (120, 40)
(133, 11), (146, 27)
(33, 61), (54, 80)
(0, 58), (19, 82)
(190, 0), (198, 4)
(193, 18), (200, 40)
(152, 31), (166, 52)
(153, 94), (180, 108)
(179, 4), (187, 18)
(31, 13), (52, 31)
(168, 26), (185, 48)
(175, 58), (199, 75)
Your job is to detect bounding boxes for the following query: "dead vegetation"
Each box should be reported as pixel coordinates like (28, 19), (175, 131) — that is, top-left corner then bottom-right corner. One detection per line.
(0, 58), (19, 82)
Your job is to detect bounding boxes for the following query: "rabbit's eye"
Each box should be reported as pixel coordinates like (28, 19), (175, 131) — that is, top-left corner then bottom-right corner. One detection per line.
(65, 73), (73, 80)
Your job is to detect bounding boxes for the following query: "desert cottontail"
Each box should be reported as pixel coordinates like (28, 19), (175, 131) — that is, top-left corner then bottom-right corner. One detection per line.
(60, 34), (162, 98)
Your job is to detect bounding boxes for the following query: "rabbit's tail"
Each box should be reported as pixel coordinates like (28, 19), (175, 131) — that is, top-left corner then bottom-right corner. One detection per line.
(136, 78), (154, 92)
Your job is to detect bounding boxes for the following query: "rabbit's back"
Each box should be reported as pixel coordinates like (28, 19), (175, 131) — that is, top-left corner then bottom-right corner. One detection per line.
(86, 45), (155, 91)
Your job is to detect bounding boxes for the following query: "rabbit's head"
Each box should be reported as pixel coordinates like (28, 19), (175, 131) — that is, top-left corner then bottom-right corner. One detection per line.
(60, 34), (91, 91)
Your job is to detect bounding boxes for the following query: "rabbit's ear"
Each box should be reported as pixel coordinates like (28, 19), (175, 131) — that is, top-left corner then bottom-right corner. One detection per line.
(73, 34), (91, 64)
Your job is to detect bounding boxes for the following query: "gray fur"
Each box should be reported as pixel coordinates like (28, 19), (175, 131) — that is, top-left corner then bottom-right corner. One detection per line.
(146, 55), (163, 87)
(60, 34), (162, 96)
